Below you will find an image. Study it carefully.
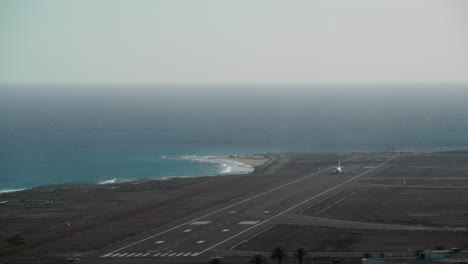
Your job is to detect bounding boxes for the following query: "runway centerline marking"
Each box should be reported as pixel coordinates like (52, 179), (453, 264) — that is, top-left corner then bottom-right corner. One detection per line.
(222, 229), (230, 232)
(238, 221), (260, 225)
(196, 240), (205, 243)
(190, 221), (212, 225)
(155, 240), (165, 244)
(197, 155), (397, 256)
(184, 229), (192, 232)
(107, 155), (357, 254)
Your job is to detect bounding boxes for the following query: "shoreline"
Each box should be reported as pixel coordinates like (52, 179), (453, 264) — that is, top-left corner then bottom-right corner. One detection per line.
(0, 154), (272, 195)
(2, 151), (468, 262)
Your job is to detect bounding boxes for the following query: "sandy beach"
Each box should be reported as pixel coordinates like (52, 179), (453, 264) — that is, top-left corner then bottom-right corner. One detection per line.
(216, 154), (271, 167)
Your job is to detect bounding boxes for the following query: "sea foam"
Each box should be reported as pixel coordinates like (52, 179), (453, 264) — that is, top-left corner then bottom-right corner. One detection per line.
(98, 178), (117, 184)
(179, 155), (254, 175)
(0, 188), (28, 194)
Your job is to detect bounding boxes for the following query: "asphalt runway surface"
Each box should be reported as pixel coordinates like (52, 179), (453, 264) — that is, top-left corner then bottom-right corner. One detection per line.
(97, 153), (400, 261)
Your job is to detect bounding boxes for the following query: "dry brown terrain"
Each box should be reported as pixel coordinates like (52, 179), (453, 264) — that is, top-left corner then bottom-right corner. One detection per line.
(1, 151), (467, 264)
(231, 151), (468, 257)
(234, 225), (468, 253)
(0, 153), (338, 262)
(302, 188), (468, 227)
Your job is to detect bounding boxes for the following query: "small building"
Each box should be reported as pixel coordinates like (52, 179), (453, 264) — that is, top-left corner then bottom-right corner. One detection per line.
(362, 249), (468, 264)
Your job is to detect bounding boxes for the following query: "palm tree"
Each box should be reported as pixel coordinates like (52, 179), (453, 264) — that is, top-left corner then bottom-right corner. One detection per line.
(271, 246), (288, 264)
(208, 258), (222, 264)
(250, 254), (268, 264)
(294, 248), (307, 264)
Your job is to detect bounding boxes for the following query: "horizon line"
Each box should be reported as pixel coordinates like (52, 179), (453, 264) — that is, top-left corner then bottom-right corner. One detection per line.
(1, 81), (468, 85)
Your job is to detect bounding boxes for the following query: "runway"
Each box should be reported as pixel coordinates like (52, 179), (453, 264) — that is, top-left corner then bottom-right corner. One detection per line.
(97, 153), (399, 260)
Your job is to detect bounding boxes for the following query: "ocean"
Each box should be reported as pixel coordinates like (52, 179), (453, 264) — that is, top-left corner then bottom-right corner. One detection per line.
(1, 83), (468, 192)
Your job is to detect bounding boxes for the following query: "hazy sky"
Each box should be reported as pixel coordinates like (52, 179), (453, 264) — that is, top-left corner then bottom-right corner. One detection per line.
(1, 0), (467, 83)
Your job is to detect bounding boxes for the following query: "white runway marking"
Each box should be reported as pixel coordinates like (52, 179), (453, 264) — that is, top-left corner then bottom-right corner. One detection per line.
(106, 155), (357, 254)
(191, 253), (200, 256)
(142, 253), (150, 256)
(169, 253), (177, 256)
(197, 156), (396, 256)
(190, 221), (212, 225)
(135, 253), (143, 257)
(161, 253), (169, 256)
(196, 240), (205, 243)
(315, 192), (357, 216)
(238, 221), (260, 225)
(184, 229), (192, 232)
(184, 252), (192, 256)
(119, 253), (128, 257)
(126, 253), (135, 257)
(155, 240), (165, 244)
(229, 211), (237, 214)
(222, 229), (230, 232)
(176, 253), (184, 256)
(263, 210), (270, 213)
(230, 224), (276, 250)
(153, 253), (161, 256)
(111, 253), (121, 257)
(298, 190), (343, 215)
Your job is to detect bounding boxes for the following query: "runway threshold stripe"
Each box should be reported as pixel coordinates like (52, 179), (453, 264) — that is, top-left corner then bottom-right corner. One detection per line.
(184, 253), (192, 256)
(142, 253), (150, 256)
(176, 253), (185, 256)
(169, 253), (177, 256)
(119, 253), (128, 257)
(153, 253), (161, 256)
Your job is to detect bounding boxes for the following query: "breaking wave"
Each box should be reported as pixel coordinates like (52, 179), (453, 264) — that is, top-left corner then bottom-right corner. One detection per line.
(98, 178), (117, 184)
(0, 188), (28, 194)
(178, 155), (254, 175)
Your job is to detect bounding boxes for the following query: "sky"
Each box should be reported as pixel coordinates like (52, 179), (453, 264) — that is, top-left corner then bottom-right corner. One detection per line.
(0, 0), (467, 84)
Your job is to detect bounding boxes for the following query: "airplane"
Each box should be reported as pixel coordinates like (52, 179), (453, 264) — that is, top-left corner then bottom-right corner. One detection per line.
(331, 160), (345, 174)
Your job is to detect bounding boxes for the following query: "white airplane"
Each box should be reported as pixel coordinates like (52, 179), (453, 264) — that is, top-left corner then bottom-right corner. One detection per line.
(331, 160), (345, 174)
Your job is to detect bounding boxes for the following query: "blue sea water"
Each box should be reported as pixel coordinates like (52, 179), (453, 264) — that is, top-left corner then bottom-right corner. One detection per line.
(1, 83), (468, 192)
